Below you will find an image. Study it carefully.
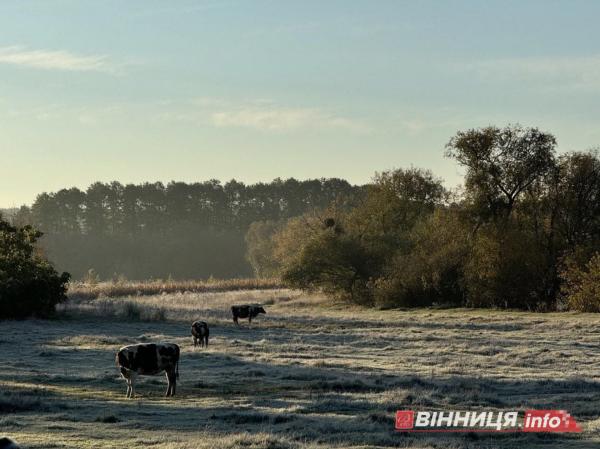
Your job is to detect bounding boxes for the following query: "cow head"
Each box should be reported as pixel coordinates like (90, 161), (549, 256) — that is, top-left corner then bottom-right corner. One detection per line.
(256, 306), (266, 314)
(116, 348), (130, 369)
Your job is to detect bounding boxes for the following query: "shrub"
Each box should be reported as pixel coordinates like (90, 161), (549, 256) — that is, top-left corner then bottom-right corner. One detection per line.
(0, 219), (70, 319)
(463, 224), (550, 310)
(282, 232), (375, 304)
(118, 301), (168, 322)
(374, 209), (470, 308)
(145, 306), (167, 322)
(121, 301), (142, 321)
(561, 253), (600, 312)
(272, 213), (335, 270)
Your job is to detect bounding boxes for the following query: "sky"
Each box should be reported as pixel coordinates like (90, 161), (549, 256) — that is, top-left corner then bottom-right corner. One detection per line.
(1, 0), (600, 207)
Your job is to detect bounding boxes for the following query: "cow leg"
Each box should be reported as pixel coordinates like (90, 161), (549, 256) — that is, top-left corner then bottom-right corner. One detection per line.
(131, 373), (137, 398)
(204, 336), (209, 347)
(165, 371), (171, 396)
(233, 316), (239, 326)
(128, 374), (136, 399)
(193, 336), (197, 347)
(248, 316), (252, 328)
(165, 369), (176, 397)
(122, 370), (132, 398)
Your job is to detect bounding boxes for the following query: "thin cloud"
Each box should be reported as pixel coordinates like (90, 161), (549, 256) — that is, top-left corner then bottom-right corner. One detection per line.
(209, 102), (369, 133)
(461, 55), (600, 91)
(0, 46), (113, 73)
(211, 107), (321, 131)
(153, 98), (370, 133)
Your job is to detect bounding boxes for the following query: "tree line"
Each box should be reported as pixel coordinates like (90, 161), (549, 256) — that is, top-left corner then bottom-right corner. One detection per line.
(7, 124), (600, 312)
(247, 125), (600, 312)
(12, 178), (362, 280)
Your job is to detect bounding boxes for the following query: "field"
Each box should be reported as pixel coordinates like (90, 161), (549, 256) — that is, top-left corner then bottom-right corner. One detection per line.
(2, 289), (600, 448)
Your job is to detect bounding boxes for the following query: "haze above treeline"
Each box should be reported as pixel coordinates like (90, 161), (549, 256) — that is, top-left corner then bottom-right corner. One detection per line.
(5, 177), (365, 279)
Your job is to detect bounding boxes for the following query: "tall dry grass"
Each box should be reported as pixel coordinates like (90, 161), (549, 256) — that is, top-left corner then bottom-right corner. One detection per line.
(68, 278), (283, 301)
(60, 288), (299, 324)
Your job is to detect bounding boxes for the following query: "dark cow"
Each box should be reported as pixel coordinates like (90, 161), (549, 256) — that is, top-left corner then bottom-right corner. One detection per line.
(191, 320), (209, 348)
(116, 343), (180, 398)
(231, 304), (266, 326)
(0, 437), (21, 449)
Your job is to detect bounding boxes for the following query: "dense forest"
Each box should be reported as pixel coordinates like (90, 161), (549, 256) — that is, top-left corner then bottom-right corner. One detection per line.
(12, 179), (363, 279)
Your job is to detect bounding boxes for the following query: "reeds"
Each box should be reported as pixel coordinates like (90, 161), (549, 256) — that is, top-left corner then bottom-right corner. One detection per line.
(68, 278), (283, 301)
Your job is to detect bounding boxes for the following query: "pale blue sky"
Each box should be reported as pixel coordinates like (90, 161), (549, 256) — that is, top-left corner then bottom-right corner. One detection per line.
(1, 0), (600, 206)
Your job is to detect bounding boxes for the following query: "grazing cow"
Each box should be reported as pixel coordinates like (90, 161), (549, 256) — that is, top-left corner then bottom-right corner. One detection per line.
(191, 320), (209, 348)
(0, 437), (21, 449)
(231, 304), (266, 326)
(116, 343), (180, 398)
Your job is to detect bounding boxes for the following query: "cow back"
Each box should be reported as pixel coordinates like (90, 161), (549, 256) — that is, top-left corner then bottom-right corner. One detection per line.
(232, 305), (250, 318)
(117, 343), (179, 375)
(191, 321), (208, 337)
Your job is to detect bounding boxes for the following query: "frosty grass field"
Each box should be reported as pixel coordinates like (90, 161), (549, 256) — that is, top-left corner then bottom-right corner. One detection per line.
(1, 288), (600, 448)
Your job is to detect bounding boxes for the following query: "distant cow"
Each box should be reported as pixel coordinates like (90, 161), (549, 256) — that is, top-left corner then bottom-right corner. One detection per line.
(231, 304), (266, 326)
(191, 321), (209, 348)
(116, 343), (180, 398)
(0, 437), (21, 449)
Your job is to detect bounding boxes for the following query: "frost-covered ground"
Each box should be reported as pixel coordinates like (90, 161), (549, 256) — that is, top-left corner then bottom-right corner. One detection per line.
(1, 289), (600, 448)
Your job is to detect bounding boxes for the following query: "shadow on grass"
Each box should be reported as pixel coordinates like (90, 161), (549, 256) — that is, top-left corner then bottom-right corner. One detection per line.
(1, 317), (598, 449)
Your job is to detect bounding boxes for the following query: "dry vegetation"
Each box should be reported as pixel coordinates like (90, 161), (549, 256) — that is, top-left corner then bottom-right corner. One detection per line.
(2, 289), (600, 448)
(67, 278), (283, 301)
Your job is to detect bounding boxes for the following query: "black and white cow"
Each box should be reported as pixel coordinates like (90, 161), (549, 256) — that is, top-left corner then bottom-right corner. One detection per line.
(191, 321), (209, 348)
(115, 343), (180, 398)
(231, 304), (266, 326)
(0, 437), (21, 449)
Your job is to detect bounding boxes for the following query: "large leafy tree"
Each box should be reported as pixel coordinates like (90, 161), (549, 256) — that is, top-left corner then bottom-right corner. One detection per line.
(446, 125), (556, 221)
(275, 169), (447, 305)
(347, 167), (447, 260)
(0, 218), (70, 319)
(552, 151), (600, 248)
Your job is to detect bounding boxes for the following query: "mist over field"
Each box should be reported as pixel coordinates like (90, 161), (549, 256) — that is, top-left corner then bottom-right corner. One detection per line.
(9, 179), (362, 280)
